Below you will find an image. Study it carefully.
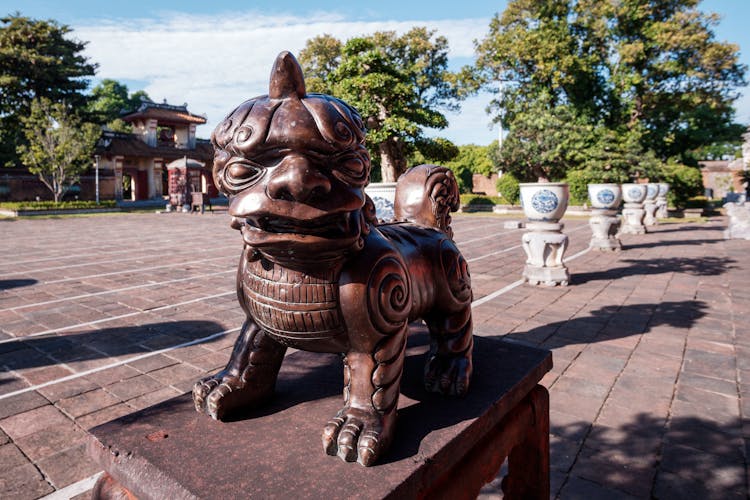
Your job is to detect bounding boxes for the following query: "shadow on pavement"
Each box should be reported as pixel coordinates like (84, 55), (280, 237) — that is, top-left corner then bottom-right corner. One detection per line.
(548, 413), (746, 499)
(622, 238), (723, 250)
(646, 225), (723, 234)
(0, 279), (38, 290)
(573, 256), (734, 284)
(0, 320), (229, 372)
(497, 300), (707, 348)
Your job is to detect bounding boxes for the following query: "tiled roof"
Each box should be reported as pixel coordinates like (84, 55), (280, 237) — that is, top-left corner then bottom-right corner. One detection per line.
(95, 133), (213, 162)
(121, 101), (207, 125)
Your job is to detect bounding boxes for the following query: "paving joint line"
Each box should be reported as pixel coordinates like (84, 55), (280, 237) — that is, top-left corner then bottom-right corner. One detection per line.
(1, 269), (235, 312)
(0, 241), (595, 401)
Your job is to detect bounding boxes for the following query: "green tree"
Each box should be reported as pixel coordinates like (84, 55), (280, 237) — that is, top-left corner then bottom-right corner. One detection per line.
(299, 28), (466, 182)
(474, 0), (746, 179)
(446, 143), (496, 177)
(489, 100), (593, 182)
(17, 98), (100, 202)
(88, 79), (129, 122)
(87, 79), (152, 131)
(658, 162), (704, 208)
(495, 172), (520, 204)
(0, 14), (97, 166)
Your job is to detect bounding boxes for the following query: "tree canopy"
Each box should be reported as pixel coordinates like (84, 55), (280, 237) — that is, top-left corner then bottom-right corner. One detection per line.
(474, 0), (747, 182)
(299, 28), (467, 182)
(87, 79), (151, 131)
(17, 97), (100, 202)
(0, 14), (97, 167)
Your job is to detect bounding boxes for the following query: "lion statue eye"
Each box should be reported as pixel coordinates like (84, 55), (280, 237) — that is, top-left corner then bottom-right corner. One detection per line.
(331, 154), (368, 186)
(223, 160), (264, 192)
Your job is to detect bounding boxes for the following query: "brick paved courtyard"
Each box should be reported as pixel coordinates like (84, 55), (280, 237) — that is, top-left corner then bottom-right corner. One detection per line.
(0, 211), (747, 499)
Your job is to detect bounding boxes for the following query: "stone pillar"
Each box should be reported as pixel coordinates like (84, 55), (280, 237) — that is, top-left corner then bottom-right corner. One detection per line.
(643, 199), (658, 226)
(113, 157), (124, 201)
(656, 198), (668, 219)
(589, 208), (621, 251)
(153, 159), (164, 198)
(621, 202), (646, 234)
(643, 183), (659, 226)
(145, 119), (158, 147)
(188, 124), (197, 149)
(521, 221), (569, 286)
(656, 183), (670, 219)
(146, 161), (156, 199)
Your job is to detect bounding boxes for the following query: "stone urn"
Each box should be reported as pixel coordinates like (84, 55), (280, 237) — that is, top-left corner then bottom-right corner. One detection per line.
(587, 183), (622, 251)
(519, 182), (570, 286)
(656, 183), (670, 219)
(643, 183), (660, 226)
(364, 182), (397, 221)
(621, 183), (648, 234)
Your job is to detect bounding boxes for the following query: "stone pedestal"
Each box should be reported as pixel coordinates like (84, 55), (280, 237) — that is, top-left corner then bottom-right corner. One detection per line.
(643, 200), (658, 226)
(621, 202), (646, 235)
(87, 331), (552, 500)
(588, 208), (621, 251)
(656, 197), (668, 218)
(521, 221), (569, 286)
(724, 202), (750, 239)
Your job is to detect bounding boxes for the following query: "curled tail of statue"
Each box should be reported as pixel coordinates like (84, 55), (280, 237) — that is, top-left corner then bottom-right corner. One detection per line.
(393, 164), (460, 239)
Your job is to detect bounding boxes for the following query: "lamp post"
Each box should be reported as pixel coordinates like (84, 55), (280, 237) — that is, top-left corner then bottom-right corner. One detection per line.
(94, 155), (100, 205)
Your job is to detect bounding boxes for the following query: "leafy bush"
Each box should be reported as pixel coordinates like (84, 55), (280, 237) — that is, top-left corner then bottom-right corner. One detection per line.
(447, 164), (474, 194)
(657, 163), (703, 209)
(0, 200), (117, 211)
(564, 168), (629, 205)
(564, 170), (592, 205)
(684, 196), (708, 209)
(459, 194), (503, 205)
(495, 173), (520, 204)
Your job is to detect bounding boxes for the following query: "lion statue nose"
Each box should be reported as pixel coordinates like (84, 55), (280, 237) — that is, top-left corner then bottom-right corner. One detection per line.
(266, 155), (332, 203)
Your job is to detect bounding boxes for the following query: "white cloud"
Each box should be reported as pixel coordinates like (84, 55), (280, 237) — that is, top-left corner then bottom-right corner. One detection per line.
(74, 11), (497, 144)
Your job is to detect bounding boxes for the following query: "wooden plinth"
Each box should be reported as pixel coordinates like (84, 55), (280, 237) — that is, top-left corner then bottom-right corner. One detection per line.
(88, 329), (551, 499)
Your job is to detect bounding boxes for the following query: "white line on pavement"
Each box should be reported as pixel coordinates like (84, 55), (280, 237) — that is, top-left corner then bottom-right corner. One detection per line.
(39, 472), (104, 500)
(467, 244), (521, 263)
(471, 279), (526, 308)
(42, 256), (232, 284)
(0, 327), (241, 401)
(0, 243), (226, 278)
(460, 228), (518, 245)
(0, 244), (593, 400)
(2, 269), (235, 312)
(0, 291), (235, 343)
(0, 219), (593, 405)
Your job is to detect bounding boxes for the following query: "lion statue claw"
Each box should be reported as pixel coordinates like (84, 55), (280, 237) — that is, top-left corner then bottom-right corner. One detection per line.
(193, 51), (474, 466)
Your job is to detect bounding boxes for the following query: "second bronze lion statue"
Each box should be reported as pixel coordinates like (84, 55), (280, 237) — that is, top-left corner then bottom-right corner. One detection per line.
(193, 51), (474, 466)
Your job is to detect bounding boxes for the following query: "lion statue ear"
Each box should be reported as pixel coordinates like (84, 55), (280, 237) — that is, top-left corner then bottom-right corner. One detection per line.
(269, 51), (306, 99)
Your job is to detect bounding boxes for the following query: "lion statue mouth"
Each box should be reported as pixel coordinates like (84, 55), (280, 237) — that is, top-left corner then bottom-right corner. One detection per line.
(245, 211), (353, 237)
(232, 209), (365, 263)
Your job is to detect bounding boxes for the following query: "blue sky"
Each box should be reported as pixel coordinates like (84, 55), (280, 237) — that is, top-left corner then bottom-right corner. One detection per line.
(3, 0), (749, 145)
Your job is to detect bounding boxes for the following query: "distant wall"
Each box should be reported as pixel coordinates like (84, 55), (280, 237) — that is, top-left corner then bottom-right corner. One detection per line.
(0, 168), (116, 201)
(472, 173), (499, 196)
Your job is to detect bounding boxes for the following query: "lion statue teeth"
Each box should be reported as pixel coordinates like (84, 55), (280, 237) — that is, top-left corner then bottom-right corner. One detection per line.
(193, 51), (474, 466)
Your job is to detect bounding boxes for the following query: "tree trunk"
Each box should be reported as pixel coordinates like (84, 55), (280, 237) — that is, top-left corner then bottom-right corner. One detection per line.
(629, 93), (643, 130)
(378, 139), (407, 183)
(532, 164), (549, 183)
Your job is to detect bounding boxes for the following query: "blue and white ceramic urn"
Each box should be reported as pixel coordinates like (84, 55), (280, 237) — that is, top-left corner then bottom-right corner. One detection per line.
(587, 183), (622, 210)
(621, 183), (648, 204)
(519, 182), (569, 221)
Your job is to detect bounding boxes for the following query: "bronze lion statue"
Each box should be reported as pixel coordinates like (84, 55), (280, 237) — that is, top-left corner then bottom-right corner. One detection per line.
(193, 51), (474, 466)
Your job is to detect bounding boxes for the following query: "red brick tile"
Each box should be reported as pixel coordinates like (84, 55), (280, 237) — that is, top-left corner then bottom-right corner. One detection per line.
(36, 442), (100, 489)
(0, 404), (69, 440)
(56, 389), (121, 418)
(15, 422), (88, 462)
(0, 463), (54, 499)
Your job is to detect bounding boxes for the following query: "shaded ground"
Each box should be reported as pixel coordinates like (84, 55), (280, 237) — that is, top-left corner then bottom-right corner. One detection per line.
(0, 212), (746, 499)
